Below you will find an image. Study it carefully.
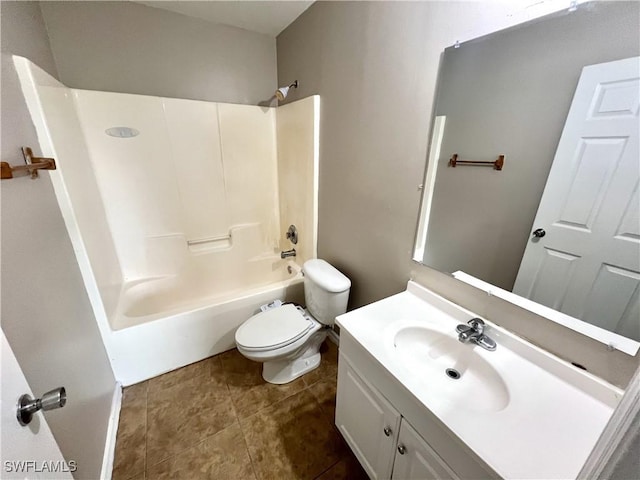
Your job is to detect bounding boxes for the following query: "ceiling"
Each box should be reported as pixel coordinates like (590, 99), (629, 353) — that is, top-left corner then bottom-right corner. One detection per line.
(134, 1), (314, 37)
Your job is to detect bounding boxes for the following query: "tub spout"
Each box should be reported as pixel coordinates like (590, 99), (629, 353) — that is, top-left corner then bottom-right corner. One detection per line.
(281, 249), (296, 259)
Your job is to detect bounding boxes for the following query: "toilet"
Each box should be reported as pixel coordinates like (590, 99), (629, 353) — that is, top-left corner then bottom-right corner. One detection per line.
(235, 259), (351, 384)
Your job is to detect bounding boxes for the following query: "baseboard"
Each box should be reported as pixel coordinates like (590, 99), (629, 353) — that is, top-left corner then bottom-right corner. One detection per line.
(328, 328), (340, 346)
(100, 382), (122, 479)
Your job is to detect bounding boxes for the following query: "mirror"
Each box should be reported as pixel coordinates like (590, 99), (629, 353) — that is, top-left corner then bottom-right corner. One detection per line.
(414, 1), (640, 350)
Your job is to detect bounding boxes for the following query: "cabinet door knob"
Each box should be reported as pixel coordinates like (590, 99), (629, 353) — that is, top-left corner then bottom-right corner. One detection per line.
(397, 445), (407, 455)
(533, 228), (546, 238)
(383, 426), (392, 437)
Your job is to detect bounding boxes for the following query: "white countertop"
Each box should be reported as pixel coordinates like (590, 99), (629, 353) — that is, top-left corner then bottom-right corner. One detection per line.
(336, 281), (623, 480)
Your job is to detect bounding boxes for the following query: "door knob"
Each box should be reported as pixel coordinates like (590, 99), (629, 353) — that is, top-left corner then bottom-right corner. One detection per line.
(17, 387), (66, 426)
(383, 426), (392, 437)
(397, 445), (407, 455)
(533, 228), (546, 238)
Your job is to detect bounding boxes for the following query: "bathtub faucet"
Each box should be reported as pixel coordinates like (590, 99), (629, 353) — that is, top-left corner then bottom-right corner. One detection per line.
(281, 248), (296, 259)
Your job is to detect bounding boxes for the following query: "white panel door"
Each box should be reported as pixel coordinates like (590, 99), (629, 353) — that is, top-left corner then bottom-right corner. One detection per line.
(392, 420), (459, 480)
(514, 57), (640, 340)
(335, 355), (400, 480)
(1, 332), (72, 479)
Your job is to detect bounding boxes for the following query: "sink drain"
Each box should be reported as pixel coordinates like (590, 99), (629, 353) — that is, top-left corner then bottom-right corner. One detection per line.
(445, 368), (461, 380)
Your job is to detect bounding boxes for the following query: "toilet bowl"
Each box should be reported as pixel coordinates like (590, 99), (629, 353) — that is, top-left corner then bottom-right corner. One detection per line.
(235, 304), (328, 384)
(235, 259), (351, 384)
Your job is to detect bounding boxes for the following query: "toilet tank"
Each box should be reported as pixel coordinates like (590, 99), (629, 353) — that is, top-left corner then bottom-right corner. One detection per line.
(302, 259), (351, 326)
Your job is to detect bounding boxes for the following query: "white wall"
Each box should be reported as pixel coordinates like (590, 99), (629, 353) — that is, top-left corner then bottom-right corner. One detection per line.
(0, 3), (116, 478)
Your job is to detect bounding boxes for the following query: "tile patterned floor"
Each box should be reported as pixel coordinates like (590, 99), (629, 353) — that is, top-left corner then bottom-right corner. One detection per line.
(112, 341), (368, 480)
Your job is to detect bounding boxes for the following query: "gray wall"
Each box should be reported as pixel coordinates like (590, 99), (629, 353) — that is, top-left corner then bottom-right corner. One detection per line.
(425, 2), (640, 291)
(0, 2), (116, 478)
(40, 1), (277, 104)
(277, 1), (640, 387)
(278, 1), (452, 308)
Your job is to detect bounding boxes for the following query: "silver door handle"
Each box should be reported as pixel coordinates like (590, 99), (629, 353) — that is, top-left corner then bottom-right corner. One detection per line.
(397, 445), (407, 455)
(17, 387), (66, 426)
(533, 228), (546, 238)
(384, 426), (392, 437)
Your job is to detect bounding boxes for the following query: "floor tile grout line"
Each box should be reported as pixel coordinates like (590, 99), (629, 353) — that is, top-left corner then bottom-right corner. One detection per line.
(217, 354), (267, 421)
(216, 351), (340, 477)
(119, 348), (341, 479)
(146, 355), (224, 396)
(145, 352), (239, 468)
(145, 358), (237, 469)
(144, 383), (148, 477)
(146, 370), (218, 399)
(305, 386), (344, 436)
(144, 416), (240, 473)
(145, 403), (238, 469)
(143, 344), (336, 390)
(312, 457), (342, 480)
(231, 369), (337, 424)
(143, 382), (148, 478)
(115, 383), (148, 480)
(236, 415), (261, 480)
(209, 355), (234, 399)
(126, 347), (339, 476)
(233, 377), (341, 480)
(235, 382), (310, 424)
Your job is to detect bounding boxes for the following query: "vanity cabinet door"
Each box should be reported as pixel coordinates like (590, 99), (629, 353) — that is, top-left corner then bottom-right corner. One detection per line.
(336, 354), (401, 480)
(392, 420), (459, 480)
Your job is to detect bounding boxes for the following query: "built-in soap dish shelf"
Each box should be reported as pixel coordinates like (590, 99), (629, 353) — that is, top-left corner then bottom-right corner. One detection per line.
(187, 235), (232, 253)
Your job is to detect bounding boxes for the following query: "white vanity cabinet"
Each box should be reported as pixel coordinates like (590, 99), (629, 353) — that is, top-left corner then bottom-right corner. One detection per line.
(335, 282), (622, 480)
(335, 355), (400, 479)
(392, 420), (458, 480)
(336, 352), (467, 480)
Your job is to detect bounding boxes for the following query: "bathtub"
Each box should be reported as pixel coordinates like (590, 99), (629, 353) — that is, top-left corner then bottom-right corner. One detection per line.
(107, 260), (304, 386)
(16, 56), (320, 386)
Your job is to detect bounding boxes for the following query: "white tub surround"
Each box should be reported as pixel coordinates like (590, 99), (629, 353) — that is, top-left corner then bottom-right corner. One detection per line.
(276, 96), (320, 265)
(336, 281), (622, 480)
(15, 56), (319, 385)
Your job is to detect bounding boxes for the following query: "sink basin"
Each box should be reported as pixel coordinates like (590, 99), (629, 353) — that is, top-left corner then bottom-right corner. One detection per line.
(389, 323), (510, 412)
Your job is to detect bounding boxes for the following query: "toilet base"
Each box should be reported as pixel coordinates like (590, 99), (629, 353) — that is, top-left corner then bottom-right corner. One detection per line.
(260, 329), (328, 384)
(262, 351), (321, 384)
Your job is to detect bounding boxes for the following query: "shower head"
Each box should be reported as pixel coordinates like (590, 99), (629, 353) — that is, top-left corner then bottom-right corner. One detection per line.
(275, 80), (298, 101)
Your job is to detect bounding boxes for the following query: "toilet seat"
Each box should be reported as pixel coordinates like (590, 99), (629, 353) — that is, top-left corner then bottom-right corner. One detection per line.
(235, 304), (314, 352)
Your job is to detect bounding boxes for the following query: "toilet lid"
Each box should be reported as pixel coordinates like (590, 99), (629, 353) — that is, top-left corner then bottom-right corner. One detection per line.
(236, 304), (313, 351)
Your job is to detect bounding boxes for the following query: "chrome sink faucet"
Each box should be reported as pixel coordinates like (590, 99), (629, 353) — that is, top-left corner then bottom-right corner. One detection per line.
(456, 318), (496, 351)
